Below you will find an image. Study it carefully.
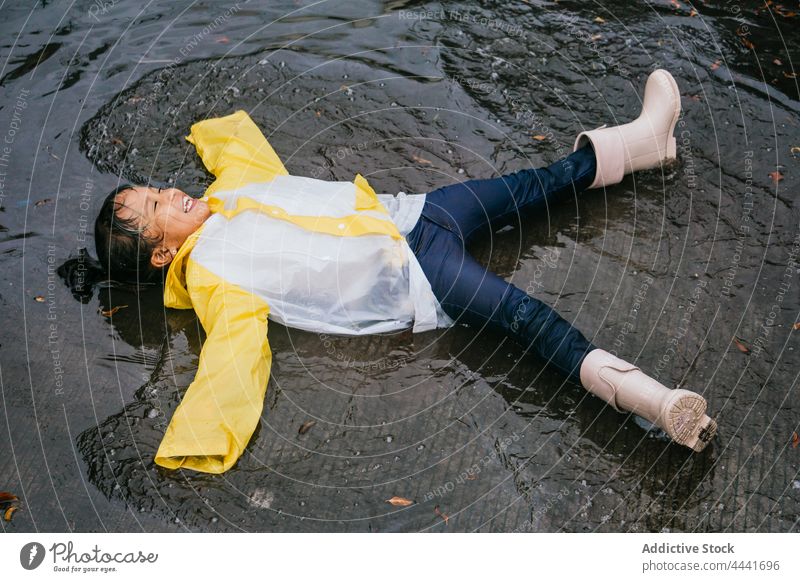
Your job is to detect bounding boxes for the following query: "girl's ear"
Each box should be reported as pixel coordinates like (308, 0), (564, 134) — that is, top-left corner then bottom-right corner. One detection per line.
(150, 246), (176, 269)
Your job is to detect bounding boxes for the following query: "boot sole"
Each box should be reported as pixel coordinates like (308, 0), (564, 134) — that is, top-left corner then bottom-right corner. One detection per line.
(663, 391), (717, 452)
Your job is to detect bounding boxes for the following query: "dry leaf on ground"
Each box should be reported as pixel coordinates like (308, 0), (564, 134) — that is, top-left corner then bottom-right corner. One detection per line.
(100, 305), (128, 317)
(0, 492), (18, 503)
(434, 505), (449, 525)
(298, 420), (316, 435)
(733, 337), (750, 354)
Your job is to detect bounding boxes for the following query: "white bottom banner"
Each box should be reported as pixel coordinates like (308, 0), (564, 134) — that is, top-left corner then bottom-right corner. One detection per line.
(1, 533), (796, 580)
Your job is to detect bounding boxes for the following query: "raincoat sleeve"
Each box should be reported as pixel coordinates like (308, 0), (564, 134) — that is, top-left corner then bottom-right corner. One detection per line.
(155, 260), (271, 474)
(185, 109), (289, 197)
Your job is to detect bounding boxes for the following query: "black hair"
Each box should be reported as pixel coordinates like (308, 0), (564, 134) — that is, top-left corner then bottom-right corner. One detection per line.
(58, 183), (166, 301)
(93, 183), (165, 284)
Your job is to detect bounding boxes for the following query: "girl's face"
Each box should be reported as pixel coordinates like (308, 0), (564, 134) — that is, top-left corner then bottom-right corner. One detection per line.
(115, 185), (211, 268)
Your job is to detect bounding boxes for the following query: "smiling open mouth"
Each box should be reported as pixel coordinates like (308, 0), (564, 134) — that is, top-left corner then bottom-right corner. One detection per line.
(182, 195), (195, 213)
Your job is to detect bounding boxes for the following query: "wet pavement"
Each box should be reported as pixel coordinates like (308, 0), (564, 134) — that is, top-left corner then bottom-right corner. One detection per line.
(1, 0), (798, 532)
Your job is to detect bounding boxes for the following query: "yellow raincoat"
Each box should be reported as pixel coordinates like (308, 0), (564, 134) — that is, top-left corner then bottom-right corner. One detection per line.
(154, 110), (451, 474)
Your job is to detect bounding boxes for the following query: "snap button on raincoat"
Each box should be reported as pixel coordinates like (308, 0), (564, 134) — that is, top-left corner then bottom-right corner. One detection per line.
(154, 110), (451, 473)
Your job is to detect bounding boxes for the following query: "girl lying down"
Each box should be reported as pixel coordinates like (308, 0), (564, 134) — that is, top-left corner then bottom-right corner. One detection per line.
(90, 69), (716, 474)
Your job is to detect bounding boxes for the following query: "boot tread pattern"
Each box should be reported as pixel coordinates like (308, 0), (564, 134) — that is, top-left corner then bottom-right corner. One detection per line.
(666, 394), (716, 452)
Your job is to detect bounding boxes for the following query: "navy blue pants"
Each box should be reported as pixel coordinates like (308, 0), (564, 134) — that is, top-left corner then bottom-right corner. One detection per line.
(407, 145), (599, 383)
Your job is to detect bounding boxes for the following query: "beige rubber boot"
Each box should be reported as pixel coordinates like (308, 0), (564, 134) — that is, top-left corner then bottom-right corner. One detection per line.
(574, 69), (682, 189)
(580, 349), (717, 452)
